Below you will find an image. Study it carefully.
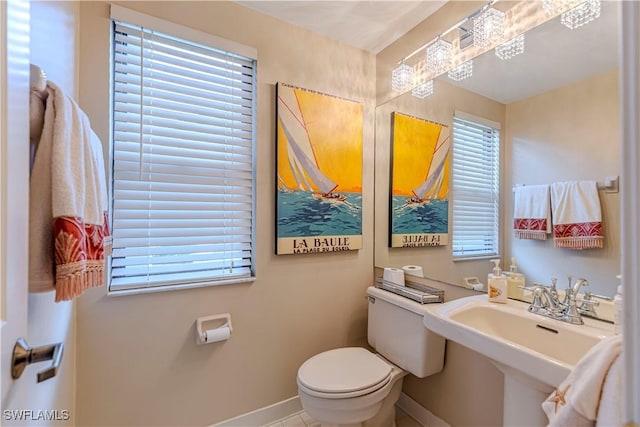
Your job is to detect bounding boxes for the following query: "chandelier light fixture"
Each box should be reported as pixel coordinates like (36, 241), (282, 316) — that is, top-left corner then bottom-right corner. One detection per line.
(560, 0), (601, 30)
(426, 38), (453, 74)
(495, 33), (525, 60)
(411, 80), (434, 99)
(448, 60), (473, 81)
(473, 7), (505, 49)
(391, 62), (413, 92)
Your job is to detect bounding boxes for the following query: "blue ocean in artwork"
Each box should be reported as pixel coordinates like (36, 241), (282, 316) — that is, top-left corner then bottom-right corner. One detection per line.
(277, 191), (362, 237)
(391, 196), (448, 234)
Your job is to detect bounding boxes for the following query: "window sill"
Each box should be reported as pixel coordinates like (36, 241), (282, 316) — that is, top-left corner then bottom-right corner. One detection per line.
(453, 254), (500, 262)
(107, 276), (256, 297)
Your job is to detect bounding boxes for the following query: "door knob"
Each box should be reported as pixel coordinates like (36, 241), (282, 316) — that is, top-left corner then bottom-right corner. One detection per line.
(12, 337), (64, 382)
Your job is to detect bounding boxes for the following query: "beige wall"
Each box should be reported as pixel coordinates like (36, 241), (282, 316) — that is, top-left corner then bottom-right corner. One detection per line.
(76, 2), (375, 426)
(11, 2), (80, 425)
(505, 70), (621, 297)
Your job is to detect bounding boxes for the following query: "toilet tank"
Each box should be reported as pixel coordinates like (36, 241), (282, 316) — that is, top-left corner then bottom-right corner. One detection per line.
(367, 286), (445, 378)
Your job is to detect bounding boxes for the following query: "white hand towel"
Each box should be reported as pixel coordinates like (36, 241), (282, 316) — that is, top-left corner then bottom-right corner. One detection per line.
(29, 81), (111, 301)
(542, 335), (622, 426)
(550, 181), (604, 249)
(513, 184), (551, 240)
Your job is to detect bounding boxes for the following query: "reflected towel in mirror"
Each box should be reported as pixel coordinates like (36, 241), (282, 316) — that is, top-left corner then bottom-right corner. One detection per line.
(551, 181), (604, 249)
(513, 184), (551, 240)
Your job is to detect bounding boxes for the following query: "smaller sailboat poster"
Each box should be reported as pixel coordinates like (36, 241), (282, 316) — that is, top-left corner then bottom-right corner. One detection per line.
(390, 112), (450, 248)
(276, 82), (363, 255)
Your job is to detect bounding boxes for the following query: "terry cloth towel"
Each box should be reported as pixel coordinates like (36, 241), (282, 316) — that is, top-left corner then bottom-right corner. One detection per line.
(542, 335), (622, 427)
(29, 81), (112, 302)
(513, 184), (551, 240)
(550, 181), (604, 249)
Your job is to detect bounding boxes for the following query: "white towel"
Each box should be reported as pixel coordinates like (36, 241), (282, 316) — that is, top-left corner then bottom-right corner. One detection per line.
(29, 81), (111, 302)
(513, 184), (551, 240)
(542, 335), (622, 427)
(550, 181), (604, 249)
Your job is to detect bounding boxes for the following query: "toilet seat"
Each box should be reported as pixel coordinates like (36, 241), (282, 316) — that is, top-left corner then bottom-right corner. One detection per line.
(297, 347), (392, 399)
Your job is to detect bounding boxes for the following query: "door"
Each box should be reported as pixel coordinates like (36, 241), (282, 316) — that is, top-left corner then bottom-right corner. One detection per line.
(1, 0), (31, 408)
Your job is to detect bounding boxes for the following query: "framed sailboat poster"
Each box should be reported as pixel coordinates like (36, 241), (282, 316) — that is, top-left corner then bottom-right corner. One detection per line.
(389, 112), (450, 248)
(276, 83), (363, 255)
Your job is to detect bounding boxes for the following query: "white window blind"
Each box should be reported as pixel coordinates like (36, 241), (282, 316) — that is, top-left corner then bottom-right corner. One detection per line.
(451, 113), (500, 259)
(110, 18), (256, 292)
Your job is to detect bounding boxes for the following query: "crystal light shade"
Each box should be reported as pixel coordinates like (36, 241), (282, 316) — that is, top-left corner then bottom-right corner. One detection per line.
(561, 0), (601, 29)
(426, 39), (452, 74)
(473, 7), (505, 48)
(543, 0), (585, 15)
(495, 34), (525, 60)
(448, 60), (473, 81)
(391, 63), (413, 92)
(412, 80), (434, 98)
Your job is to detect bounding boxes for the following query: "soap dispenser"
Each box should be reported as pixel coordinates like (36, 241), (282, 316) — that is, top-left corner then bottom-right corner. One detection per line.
(506, 257), (526, 300)
(488, 259), (508, 303)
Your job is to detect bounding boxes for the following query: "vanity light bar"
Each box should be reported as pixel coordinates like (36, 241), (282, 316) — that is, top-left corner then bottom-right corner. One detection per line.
(390, 0), (495, 96)
(391, 0), (602, 96)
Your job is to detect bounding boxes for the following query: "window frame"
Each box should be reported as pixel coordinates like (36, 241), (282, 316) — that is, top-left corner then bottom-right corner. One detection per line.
(107, 5), (257, 296)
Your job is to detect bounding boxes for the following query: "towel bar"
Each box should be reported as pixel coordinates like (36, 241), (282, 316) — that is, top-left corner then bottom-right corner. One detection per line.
(513, 176), (619, 194)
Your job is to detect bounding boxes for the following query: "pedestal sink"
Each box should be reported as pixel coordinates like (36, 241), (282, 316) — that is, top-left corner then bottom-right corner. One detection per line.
(422, 295), (614, 426)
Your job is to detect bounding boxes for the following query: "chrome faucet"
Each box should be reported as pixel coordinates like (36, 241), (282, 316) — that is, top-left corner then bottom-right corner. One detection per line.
(526, 277), (596, 325)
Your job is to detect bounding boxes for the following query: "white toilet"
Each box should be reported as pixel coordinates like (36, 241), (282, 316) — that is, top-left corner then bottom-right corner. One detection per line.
(297, 286), (445, 427)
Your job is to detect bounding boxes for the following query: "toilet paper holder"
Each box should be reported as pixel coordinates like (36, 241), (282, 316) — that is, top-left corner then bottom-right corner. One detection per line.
(196, 313), (233, 345)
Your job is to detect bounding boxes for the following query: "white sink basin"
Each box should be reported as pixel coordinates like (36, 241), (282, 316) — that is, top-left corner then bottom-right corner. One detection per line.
(423, 295), (614, 425)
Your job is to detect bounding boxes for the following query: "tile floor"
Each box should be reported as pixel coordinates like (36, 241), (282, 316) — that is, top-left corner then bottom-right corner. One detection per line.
(265, 406), (422, 427)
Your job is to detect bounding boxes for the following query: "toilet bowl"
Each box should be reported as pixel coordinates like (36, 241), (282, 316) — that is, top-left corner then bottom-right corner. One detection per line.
(297, 347), (407, 427)
(296, 287), (446, 427)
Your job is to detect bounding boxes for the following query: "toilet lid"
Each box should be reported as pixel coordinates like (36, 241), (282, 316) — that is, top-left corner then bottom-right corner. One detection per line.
(297, 348), (392, 394)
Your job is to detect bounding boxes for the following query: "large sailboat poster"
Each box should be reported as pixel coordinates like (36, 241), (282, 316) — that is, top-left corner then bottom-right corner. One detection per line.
(276, 83), (363, 255)
(390, 112), (450, 248)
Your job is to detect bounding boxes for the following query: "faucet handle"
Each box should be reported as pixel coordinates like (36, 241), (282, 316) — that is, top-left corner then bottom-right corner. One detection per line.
(563, 276), (573, 299)
(577, 291), (600, 306)
(528, 287), (546, 313)
(561, 287), (573, 306)
(577, 291), (600, 318)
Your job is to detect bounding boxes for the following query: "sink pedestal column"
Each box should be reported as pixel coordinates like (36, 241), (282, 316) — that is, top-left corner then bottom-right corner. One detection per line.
(494, 362), (554, 427)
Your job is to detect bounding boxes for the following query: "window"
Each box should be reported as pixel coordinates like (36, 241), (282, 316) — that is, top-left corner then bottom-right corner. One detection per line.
(109, 6), (257, 293)
(451, 112), (501, 259)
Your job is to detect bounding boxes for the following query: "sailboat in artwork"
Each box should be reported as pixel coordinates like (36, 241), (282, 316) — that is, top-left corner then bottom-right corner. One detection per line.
(277, 86), (346, 202)
(407, 135), (450, 205)
(277, 174), (294, 193)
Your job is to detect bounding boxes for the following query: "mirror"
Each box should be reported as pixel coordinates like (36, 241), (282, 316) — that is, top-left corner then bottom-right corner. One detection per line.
(374, 1), (620, 302)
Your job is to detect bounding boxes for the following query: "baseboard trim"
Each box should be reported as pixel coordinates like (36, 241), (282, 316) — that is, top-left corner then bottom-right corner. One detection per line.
(212, 392), (449, 427)
(397, 392), (450, 427)
(212, 396), (302, 427)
